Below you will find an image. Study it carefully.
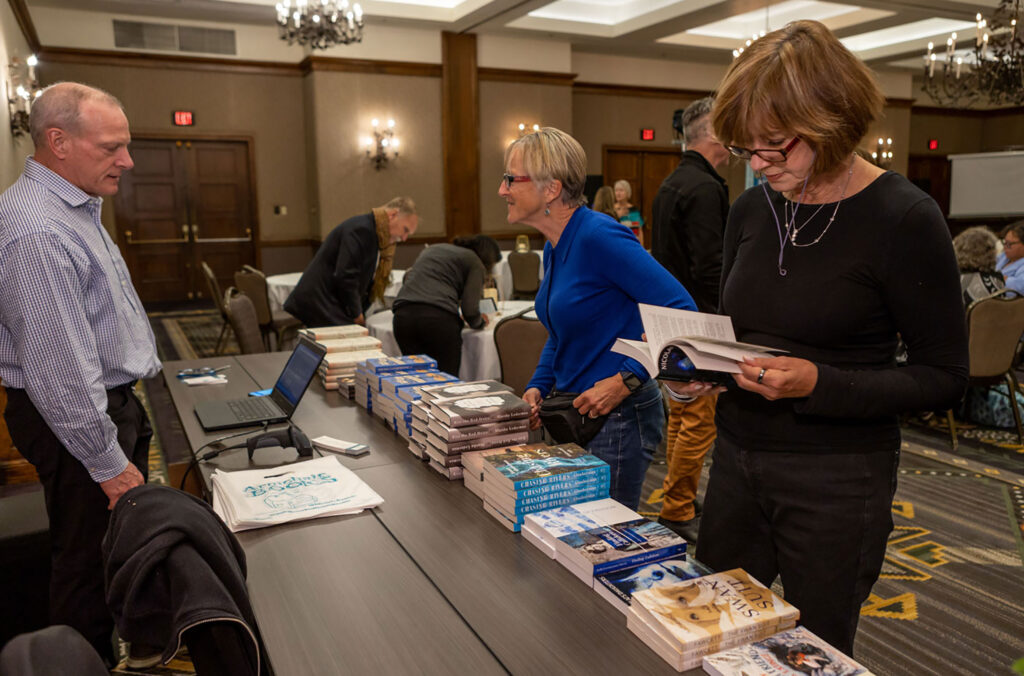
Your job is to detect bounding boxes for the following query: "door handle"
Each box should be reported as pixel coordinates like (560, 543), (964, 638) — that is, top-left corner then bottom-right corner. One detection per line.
(192, 226), (253, 243)
(124, 226), (190, 245)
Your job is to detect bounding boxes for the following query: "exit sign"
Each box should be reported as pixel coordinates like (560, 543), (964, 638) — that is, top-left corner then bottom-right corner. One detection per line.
(640, 128), (655, 141)
(928, 138), (939, 150)
(173, 111), (194, 126)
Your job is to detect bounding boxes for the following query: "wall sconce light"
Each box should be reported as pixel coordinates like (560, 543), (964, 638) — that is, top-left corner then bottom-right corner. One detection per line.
(361, 117), (399, 171)
(517, 123), (540, 136)
(6, 54), (40, 138)
(871, 137), (893, 168)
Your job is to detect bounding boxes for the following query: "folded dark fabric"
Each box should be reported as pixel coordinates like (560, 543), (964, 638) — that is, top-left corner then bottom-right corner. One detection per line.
(102, 484), (259, 671)
(539, 391), (608, 447)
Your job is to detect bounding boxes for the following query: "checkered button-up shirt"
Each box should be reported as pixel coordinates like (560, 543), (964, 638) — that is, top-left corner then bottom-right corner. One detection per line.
(0, 157), (161, 482)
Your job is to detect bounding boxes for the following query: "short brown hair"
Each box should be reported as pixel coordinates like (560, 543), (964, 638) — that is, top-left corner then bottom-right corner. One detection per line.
(712, 20), (884, 176)
(504, 127), (586, 207)
(1001, 220), (1024, 244)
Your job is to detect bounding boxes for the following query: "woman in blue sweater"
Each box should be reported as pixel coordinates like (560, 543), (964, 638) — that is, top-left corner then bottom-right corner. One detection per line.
(499, 128), (696, 509)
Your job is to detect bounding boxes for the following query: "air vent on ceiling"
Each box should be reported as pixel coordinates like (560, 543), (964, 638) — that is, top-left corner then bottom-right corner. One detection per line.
(113, 20), (237, 56)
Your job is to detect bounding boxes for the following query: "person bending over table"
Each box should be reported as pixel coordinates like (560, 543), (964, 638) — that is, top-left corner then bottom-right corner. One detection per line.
(501, 127), (696, 510)
(392, 235), (502, 376)
(665, 20), (968, 656)
(285, 196), (419, 328)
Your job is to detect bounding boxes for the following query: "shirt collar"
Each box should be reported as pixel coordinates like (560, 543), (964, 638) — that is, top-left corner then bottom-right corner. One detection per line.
(682, 150), (727, 187)
(23, 157), (101, 209)
(552, 206), (588, 264)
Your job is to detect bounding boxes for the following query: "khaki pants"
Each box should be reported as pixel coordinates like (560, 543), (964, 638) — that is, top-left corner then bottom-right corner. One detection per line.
(659, 392), (718, 521)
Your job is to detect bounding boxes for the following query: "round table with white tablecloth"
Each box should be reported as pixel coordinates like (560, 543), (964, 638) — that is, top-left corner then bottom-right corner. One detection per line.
(266, 270), (406, 314)
(366, 300), (536, 381)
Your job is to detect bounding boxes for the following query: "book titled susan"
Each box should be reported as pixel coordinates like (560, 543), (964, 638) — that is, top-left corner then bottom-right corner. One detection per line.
(627, 568), (799, 672)
(703, 625), (873, 676)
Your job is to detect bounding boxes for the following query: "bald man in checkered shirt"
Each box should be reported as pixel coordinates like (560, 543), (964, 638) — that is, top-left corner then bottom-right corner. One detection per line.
(0, 82), (161, 664)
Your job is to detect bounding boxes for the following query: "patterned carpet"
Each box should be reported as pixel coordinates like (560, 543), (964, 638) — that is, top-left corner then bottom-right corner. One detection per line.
(148, 308), (239, 361)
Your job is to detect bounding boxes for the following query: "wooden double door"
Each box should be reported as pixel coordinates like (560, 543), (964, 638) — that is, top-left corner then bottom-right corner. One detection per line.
(603, 146), (682, 244)
(114, 137), (257, 304)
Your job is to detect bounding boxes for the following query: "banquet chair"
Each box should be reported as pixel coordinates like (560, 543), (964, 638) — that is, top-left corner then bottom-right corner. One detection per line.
(514, 234), (530, 253)
(945, 289), (1024, 450)
(507, 251), (541, 300)
(201, 261), (231, 355)
(493, 307), (548, 396)
(233, 265), (303, 350)
(224, 287), (267, 355)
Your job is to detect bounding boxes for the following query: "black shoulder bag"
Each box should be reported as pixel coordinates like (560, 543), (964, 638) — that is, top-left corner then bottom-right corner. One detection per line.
(539, 391), (608, 447)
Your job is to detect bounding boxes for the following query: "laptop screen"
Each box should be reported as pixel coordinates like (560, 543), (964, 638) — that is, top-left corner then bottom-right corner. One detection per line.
(270, 336), (327, 414)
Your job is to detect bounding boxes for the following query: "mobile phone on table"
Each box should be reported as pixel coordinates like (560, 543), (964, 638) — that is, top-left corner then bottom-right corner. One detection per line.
(479, 297), (497, 315)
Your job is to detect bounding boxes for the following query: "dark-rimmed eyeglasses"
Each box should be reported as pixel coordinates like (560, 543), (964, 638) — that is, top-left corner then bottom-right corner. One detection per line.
(502, 174), (532, 189)
(1005, 238), (1022, 248)
(727, 137), (801, 162)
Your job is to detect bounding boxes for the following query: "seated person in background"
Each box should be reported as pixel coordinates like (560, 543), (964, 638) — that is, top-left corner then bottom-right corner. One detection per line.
(997, 220), (1024, 296)
(954, 226), (1005, 306)
(613, 179), (645, 243)
(284, 196), (418, 328)
(392, 234), (502, 376)
(591, 186), (619, 221)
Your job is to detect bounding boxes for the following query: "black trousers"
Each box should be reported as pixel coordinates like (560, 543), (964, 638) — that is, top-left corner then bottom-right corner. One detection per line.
(695, 435), (898, 656)
(393, 303), (464, 377)
(4, 383), (152, 664)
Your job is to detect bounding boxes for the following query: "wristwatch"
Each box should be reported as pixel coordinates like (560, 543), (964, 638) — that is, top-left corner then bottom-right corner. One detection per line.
(619, 371), (643, 394)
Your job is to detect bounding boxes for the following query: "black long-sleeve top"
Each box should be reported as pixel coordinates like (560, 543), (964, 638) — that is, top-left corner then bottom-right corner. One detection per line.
(284, 213), (379, 328)
(717, 171), (968, 453)
(651, 150), (729, 313)
(393, 244), (487, 329)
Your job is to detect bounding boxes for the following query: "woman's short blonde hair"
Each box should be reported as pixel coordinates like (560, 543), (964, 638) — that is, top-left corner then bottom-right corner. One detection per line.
(504, 127), (587, 207)
(613, 179), (632, 199)
(712, 20), (884, 176)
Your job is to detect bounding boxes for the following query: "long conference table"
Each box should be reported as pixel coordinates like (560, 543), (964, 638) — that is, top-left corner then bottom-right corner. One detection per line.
(163, 352), (684, 675)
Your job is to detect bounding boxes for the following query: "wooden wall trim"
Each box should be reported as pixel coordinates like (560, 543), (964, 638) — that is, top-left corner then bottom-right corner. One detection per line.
(260, 239), (318, 248)
(574, 82), (711, 100)
(37, 47), (301, 76)
(442, 31), (480, 239)
(301, 56), (441, 77)
(910, 104), (1024, 117)
(478, 68), (576, 86)
(7, 0), (41, 54)
(884, 97), (915, 108)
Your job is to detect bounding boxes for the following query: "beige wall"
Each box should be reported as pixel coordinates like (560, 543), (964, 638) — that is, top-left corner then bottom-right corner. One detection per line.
(305, 69), (445, 238)
(38, 61), (311, 242)
(865, 104), (912, 177)
(1, 3), (32, 188)
(479, 80), (574, 234)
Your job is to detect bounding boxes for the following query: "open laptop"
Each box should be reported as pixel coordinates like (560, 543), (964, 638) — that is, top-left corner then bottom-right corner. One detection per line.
(194, 335), (328, 431)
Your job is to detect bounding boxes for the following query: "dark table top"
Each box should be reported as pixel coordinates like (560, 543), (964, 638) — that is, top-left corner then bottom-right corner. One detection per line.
(162, 353), (682, 675)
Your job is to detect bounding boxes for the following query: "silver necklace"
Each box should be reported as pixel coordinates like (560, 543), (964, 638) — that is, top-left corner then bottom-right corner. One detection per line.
(786, 158), (855, 247)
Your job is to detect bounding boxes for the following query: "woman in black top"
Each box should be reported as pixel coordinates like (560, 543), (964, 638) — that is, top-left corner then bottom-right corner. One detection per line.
(667, 21), (968, 655)
(392, 235), (501, 376)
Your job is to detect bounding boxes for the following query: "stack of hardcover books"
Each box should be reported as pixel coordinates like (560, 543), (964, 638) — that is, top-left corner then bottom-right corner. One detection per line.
(481, 444), (611, 532)
(702, 626), (872, 675)
(423, 388), (531, 481)
(627, 568), (799, 672)
(520, 497), (685, 582)
(352, 355), (438, 414)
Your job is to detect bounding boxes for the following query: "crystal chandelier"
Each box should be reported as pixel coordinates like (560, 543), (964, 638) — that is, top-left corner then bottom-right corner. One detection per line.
(275, 0), (364, 50)
(922, 0), (1023, 107)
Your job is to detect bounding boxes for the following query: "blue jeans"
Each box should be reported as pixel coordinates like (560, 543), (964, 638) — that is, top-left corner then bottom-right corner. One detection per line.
(585, 378), (664, 510)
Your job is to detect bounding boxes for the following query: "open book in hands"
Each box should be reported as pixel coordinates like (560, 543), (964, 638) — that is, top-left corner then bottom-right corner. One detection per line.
(611, 304), (786, 384)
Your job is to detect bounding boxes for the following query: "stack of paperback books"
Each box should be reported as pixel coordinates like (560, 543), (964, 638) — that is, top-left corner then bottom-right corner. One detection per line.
(702, 626), (873, 675)
(379, 371), (459, 438)
(520, 497), (685, 583)
(422, 385), (531, 481)
(626, 568), (799, 672)
(594, 556), (712, 615)
(353, 355), (438, 414)
(210, 455), (384, 532)
(301, 325), (385, 396)
(407, 380), (520, 461)
(460, 446), (507, 499)
(481, 444), (611, 532)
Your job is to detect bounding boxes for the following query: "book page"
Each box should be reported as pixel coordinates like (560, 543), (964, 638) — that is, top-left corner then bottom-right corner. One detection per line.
(610, 338), (657, 377)
(638, 304), (736, 353)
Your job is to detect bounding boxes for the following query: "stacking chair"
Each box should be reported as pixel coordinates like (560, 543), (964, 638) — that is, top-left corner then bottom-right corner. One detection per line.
(507, 250), (541, 300)
(946, 289), (1024, 450)
(493, 307), (548, 396)
(233, 265), (303, 351)
(201, 261), (231, 355)
(224, 287), (266, 355)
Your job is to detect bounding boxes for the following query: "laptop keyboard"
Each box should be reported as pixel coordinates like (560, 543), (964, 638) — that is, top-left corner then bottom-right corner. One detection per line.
(226, 397), (280, 421)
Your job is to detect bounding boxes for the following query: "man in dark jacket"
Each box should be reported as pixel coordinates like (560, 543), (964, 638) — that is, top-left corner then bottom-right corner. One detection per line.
(650, 97), (730, 542)
(284, 196), (419, 328)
